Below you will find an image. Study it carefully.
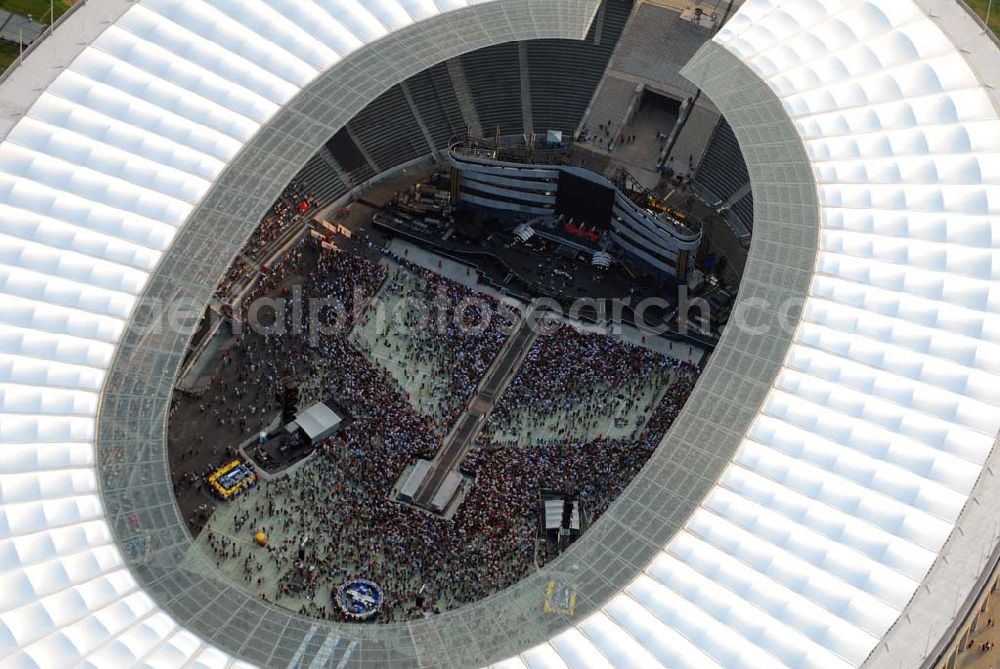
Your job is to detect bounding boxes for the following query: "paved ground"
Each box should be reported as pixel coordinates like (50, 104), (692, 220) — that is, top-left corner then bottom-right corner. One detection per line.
(488, 373), (669, 446)
(349, 266), (452, 419)
(578, 88), (680, 190)
(386, 238), (481, 288)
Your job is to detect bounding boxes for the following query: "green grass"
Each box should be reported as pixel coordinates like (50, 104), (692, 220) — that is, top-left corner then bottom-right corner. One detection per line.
(0, 39), (19, 73)
(0, 0), (71, 76)
(965, 0), (1000, 38)
(0, 0), (72, 23)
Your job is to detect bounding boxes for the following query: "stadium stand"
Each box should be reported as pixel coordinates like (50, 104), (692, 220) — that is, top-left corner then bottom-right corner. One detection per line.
(325, 127), (375, 186)
(345, 85), (431, 171)
(293, 0), (635, 209)
(526, 0), (632, 135)
(732, 191), (753, 234)
(609, 2), (710, 96)
(446, 58), (484, 137)
(459, 41), (524, 136)
(692, 116), (750, 202)
(296, 152), (349, 207)
(404, 63), (467, 148)
(581, 74), (639, 135)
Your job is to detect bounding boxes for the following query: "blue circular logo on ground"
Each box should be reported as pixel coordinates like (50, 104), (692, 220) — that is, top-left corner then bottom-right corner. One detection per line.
(336, 579), (383, 620)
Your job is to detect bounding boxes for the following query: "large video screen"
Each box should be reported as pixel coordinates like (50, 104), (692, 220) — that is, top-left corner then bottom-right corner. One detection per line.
(556, 169), (615, 230)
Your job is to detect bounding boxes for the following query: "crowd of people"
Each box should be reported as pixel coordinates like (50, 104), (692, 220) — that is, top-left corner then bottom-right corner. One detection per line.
(170, 242), (389, 496)
(482, 324), (680, 445)
(199, 242), (385, 437)
(179, 234), (701, 623)
(215, 182), (315, 301)
(353, 258), (509, 432)
(636, 359), (698, 446)
(243, 181), (315, 261)
(214, 255), (253, 301)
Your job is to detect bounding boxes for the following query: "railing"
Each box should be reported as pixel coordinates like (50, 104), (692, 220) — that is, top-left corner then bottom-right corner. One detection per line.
(612, 167), (702, 237)
(958, 0), (1000, 45)
(449, 134), (570, 167)
(0, 0), (89, 84)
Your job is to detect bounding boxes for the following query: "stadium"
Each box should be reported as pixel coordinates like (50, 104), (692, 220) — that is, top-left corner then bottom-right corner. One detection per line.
(0, 0), (998, 667)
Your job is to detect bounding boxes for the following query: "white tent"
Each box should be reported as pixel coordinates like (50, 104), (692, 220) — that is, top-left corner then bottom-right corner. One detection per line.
(293, 402), (342, 443)
(591, 251), (612, 268)
(431, 471), (464, 512)
(544, 499), (580, 530)
(513, 224), (535, 242)
(398, 459), (432, 502)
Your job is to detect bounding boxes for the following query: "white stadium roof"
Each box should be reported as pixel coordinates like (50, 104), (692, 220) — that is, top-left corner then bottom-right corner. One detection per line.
(0, 0), (998, 667)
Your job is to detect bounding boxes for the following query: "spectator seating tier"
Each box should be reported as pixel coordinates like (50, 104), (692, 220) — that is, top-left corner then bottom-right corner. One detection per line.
(326, 128), (375, 186)
(407, 63), (468, 148)
(293, 0), (636, 210)
(527, 0), (632, 135)
(610, 3), (710, 96)
(693, 117), (750, 202)
(732, 191), (754, 234)
(460, 41), (524, 136)
(347, 85), (430, 172)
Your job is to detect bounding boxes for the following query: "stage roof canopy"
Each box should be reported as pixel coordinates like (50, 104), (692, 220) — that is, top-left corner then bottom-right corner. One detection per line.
(294, 402), (342, 443)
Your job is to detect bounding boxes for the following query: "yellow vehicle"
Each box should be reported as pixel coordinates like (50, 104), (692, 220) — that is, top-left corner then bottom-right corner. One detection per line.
(207, 459), (258, 500)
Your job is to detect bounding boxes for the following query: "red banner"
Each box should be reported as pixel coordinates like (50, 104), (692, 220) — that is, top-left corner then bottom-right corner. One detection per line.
(564, 222), (600, 243)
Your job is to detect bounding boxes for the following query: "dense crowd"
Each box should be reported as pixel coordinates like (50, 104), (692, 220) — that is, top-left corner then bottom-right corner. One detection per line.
(637, 360), (698, 445)
(173, 243), (387, 467)
(215, 182), (315, 300)
(214, 255), (252, 301)
(482, 324), (679, 444)
(244, 181), (314, 261)
(356, 257), (509, 431)
(184, 238), (700, 623)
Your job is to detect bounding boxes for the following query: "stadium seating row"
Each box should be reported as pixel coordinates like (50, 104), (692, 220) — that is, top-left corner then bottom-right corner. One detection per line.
(295, 0), (633, 209)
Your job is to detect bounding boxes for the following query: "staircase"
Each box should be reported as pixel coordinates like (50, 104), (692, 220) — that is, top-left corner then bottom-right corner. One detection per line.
(446, 59), (483, 137)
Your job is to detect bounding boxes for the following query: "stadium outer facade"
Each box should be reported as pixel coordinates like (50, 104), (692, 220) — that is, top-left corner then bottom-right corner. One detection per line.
(0, 1), (997, 668)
